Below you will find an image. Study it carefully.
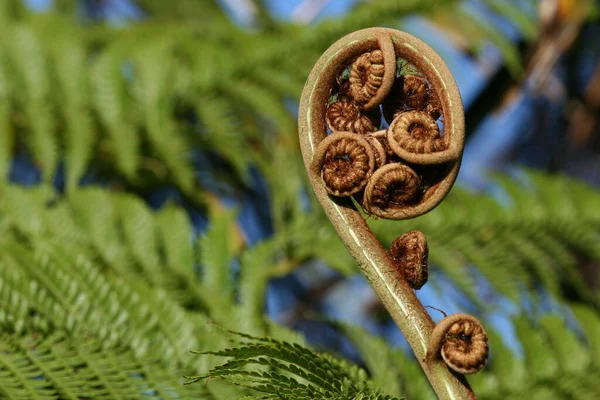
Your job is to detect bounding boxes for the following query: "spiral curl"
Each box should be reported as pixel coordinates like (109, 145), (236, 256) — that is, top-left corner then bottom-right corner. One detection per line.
(364, 131), (388, 168)
(365, 130), (396, 159)
(388, 111), (446, 158)
(311, 132), (375, 197)
(383, 75), (442, 122)
(427, 313), (489, 375)
(326, 98), (379, 134)
(349, 50), (386, 109)
(389, 230), (428, 289)
(363, 163), (421, 219)
(403, 75), (442, 120)
(423, 94), (442, 121)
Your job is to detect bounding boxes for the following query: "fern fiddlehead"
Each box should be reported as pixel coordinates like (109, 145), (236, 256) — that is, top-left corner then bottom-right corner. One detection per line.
(363, 131), (388, 168)
(388, 110), (446, 156)
(389, 230), (428, 290)
(298, 28), (486, 399)
(326, 96), (380, 134)
(312, 132), (376, 196)
(427, 313), (489, 375)
(363, 162), (422, 218)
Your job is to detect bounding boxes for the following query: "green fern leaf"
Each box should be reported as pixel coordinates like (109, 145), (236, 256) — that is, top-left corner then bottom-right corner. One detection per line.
(90, 42), (140, 180)
(188, 331), (403, 400)
(571, 304), (600, 364)
(50, 30), (96, 192)
(197, 208), (237, 311)
(0, 45), (14, 183)
(132, 39), (195, 193)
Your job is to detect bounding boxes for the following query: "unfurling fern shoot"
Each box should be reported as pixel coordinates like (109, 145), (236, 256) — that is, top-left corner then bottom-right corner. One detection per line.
(427, 313), (489, 375)
(299, 28), (487, 399)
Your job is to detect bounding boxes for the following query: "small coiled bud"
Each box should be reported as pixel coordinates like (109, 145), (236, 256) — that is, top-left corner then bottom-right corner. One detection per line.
(364, 131), (387, 168)
(423, 93), (442, 121)
(388, 111), (446, 160)
(349, 50), (386, 109)
(326, 98), (379, 134)
(389, 230), (428, 289)
(427, 313), (489, 375)
(383, 75), (442, 122)
(365, 130), (395, 159)
(362, 163), (421, 219)
(403, 75), (442, 120)
(311, 132), (375, 197)
(403, 75), (429, 108)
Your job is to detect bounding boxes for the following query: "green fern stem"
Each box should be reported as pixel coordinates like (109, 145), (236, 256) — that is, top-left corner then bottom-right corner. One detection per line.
(298, 28), (476, 400)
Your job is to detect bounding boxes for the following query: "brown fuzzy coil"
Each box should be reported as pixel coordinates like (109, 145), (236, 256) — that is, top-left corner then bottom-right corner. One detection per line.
(404, 75), (442, 120)
(362, 163), (421, 219)
(389, 230), (428, 289)
(427, 314), (489, 375)
(326, 98), (379, 134)
(388, 111), (446, 157)
(364, 131), (387, 168)
(365, 130), (395, 159)
(383, 75), (442, 122)
(423, 94), (442, 120)
(349, 50), (385, 108)
(310, 132), (375, 197)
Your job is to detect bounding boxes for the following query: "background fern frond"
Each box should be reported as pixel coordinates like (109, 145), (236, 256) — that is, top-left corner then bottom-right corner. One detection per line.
(340, 324), (434, 400)
(187, 331), (403, 400)
(90, 40), (140, 180)
(0, 332), (208, 399)
(49, 27), (96, 191)
(5, 24), (59, 183)
(470, 305), (600, 399)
